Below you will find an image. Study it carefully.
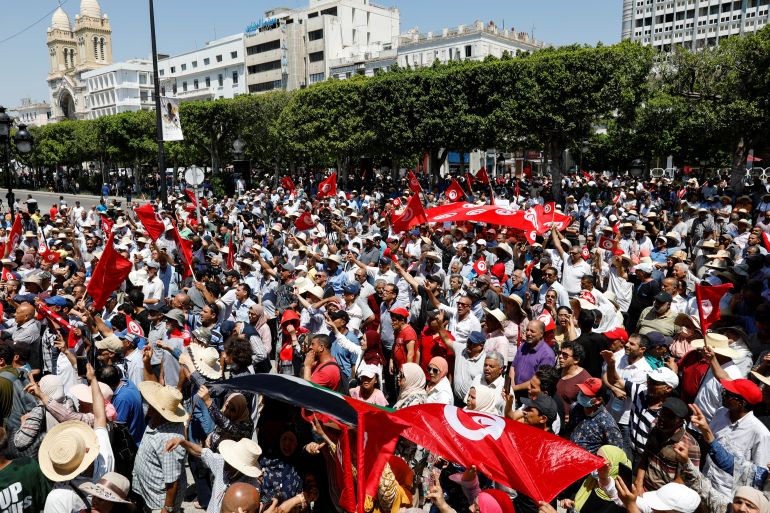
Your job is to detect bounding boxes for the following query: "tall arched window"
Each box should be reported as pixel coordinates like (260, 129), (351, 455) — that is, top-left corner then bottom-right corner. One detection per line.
(100, 38), (105, 61)
(63, 48), (69, 68)
(94, 37), (99, 60)
(69, 49), (76, 67)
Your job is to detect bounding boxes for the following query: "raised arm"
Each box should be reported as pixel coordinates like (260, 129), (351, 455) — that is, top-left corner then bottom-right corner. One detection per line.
(550, 226), (566, 258)
(393, 260), (420, 293)
(87, 363), (106, 429)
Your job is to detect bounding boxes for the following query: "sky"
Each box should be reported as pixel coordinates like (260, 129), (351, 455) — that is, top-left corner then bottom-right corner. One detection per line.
(0, 0), (622, 110)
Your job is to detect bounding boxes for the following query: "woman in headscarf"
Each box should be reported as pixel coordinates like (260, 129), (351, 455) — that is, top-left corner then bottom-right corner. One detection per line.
(393, 362), (427, 409)
(198, 385), (254, 451)
(554, 305), (579, 344)
(570, 445), (631, 513)
(465, 385), (499, 415)
(241, 304), (272, 373)
(425, 356), (453, 405)
(258, 423), (304, 511)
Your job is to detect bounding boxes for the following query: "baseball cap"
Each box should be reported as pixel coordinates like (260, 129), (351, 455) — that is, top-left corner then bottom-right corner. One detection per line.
(44, 296), (68, 307)
(389, 307), (409, 319)
(646, 332), (673, 347)
(343, 283), (361, 295)
(720, 378), (763, 404)
(603, 327), (629, 343)
(661, 397), (689, 419)
(642, 483), (701, 513)
(577, 290), (598, 311)
(521, 393), (558, 423)
(280, 262), (295, 272)
(654, 291), (673, 303)
(576, 377), (603, 397)
(467, 331), (486, 346)
(95, 335), (123, 354)
(648, 367), (679, 388)
(358, 364), (378, 379)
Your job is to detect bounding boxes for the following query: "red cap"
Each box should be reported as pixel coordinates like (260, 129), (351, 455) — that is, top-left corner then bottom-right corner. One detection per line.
(604, 327), (629, 342)
(720, 378), (763, 404)
(491, 262), (506, 280)
(577, 377), (603, 397)
(389, 307), (410, 319)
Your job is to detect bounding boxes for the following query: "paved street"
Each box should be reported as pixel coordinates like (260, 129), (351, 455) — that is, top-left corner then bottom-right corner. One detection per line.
(9, 188), (145, 212)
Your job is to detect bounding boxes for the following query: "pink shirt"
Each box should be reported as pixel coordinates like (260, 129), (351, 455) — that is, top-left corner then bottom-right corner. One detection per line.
(350, 387), (389, 406)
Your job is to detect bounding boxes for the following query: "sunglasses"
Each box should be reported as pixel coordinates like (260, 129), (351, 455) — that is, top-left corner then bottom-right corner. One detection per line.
(427, 366), (440, 374)
(558, 351), (572, 358)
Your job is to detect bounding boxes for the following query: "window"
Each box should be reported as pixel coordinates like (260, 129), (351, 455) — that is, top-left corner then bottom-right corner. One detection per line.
(248, 80), (282, 93)
(139, 73), (148, 85)
(308, 11), (319, 18)
(170, 66), (176, 73)
(140, 91), (148, 102)
(465, 45), (472, 57)
(308, 29), (324, 41)
(181, 63), (187, 71)
(320, 6), (337, 16)
(309, 51), (324, 62)
(231, 51), (238, 58)
(218, 74), (223, 86)
(159, 69), (165, 76)
(182, 81), (188, 92)
(205, 76), (211, 87)
(232, 71), (239, 84)
(192, 60), (198, 68)
(161, 86), (166, 96)
(216, 54), (223, 62)
(194, 79), (199, 89)
(309, 72), (325, 83)
(246, 40), (281, 54)
(204, 58), (210, 65)
(172, 83), (177, 94)
(247, 59), (282, 74)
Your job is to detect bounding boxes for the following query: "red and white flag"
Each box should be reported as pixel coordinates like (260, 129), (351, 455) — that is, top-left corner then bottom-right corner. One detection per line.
(317, 173), (337, 198)
(475, 166), (490, 184)
(4, 214), (22, 258)
(100, 215), (114, 238)
(133, 204), (166, 241)
(695, 282), (734, 333)
(86, 232), (133, 310)
(445, 179), (466, 203)
(391, 195), (427, 234)
(40, 248), (60, 265)
(762, 232), (770, 252)
(677, 187), (687, 199)
(280, 176), (296, 192)
(407, 170), (422, 193)
(294, 211), (316, 231)
(598, 235), (618, 252)
(473, 257), (488, 275)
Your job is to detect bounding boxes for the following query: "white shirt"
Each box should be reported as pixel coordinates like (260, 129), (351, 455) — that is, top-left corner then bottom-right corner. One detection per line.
(426, 377), (454, 405)
(142, 275), (164, 306)
(439, 304), (481, 345)
(706, 408), (770, 497)
(561, 257), (591, 296)
(694, 361), (744, 423)
(603, 351), (653, 425)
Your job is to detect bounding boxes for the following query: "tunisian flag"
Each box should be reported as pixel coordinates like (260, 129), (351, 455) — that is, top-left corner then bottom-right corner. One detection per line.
(445, 179), (466, 202)
(294, 211), (316, 231)
(390, 194), (427, 233)
(353, 402), (603, 513)
(280, 176), (296, 192)
(134, 204), (166, 241)
(100, 215), (114, 238)
(4, 214), (22, 258)
(473, 257), (488, 275)
(87, 232), (133, 310)
(476, 166), (490, 184)
(695, 282), (733, 332)
(407, 170), (422, 193)
(171, 225), (194, 278)
(317, 173), (337, 198)
(184, 189), (209, 209)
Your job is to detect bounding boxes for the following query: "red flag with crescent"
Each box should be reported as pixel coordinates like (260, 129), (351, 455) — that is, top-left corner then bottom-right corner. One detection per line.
(317, 173), (337, 198)
(5, 214), (22, 258)
(133, 204), (166, 241)
(473, 257), (488, 275)
(445, 179), (466, 203)
(476, 166), (490, 184)
(391, 195), (427, 234)
(294, 211), (316, 231)
(407, 170), (422, 193)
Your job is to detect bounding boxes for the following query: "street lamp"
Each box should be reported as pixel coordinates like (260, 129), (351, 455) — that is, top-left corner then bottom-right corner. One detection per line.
(0, 108), (34, 216)
(232, 137), (245, 159)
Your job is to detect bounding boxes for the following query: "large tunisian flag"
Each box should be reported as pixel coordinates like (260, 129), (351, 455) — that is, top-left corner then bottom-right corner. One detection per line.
(390, 195), (427, 233)
(351, 402), (603, 513)
(133, 204), (166, 241)
(87, 232), (133, 310)
(317, 173), (337, 198)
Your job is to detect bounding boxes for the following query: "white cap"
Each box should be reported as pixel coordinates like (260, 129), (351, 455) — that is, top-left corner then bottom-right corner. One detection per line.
(642, 483), (700, 513)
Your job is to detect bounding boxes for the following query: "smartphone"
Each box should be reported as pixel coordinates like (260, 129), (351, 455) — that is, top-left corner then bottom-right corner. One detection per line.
(503, 361), (513, 397)
(76, 356), (88, 378)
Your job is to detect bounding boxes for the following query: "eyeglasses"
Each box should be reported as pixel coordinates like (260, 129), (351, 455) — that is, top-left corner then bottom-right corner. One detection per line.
(458, 302), (472, 307)
(558, 351), (573, 358)
(722, 390), (742, 401)
(427, 366), (440, 374)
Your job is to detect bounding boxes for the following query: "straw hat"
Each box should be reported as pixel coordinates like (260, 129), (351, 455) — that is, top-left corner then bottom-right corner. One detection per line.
(705, 259), (728, 270)
(218, 439), (263, 478)
(689, 333), (738, 359)
(39, 421), (100, 482)
(674, 313), (702, 334)
(483, 307), (507, 324)
(138, 381), (189, 423)
(188, 344), (223, 381)
(751, 371), (770, 388)
(78, 472), (131, 504)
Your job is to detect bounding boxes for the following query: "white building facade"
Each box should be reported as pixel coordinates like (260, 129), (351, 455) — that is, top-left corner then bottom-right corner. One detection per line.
(243, 0), (400, 93)
(622, 0), (770, 51)
(158, 34), (246, 102)
(12, 99), (52, 127)
(82, 59), (155, 119)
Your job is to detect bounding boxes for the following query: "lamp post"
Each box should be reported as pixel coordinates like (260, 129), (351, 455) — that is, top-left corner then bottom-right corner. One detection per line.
(629, 159), (645, 180)
(0, 108), (34, 217)
(232, 137), (249, 194)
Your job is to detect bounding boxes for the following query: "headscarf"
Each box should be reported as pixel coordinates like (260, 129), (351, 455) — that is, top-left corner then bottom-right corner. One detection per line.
(574, 445), (631, 510)
(476, 492), (504, 513)
(251, 304), (267, 330)
(393, 363), (426, 409)
(425, 356), (448, 393)
(468, 385), (497, 414)
(735, 487), (770, 513)
(223, 392), (250, 422)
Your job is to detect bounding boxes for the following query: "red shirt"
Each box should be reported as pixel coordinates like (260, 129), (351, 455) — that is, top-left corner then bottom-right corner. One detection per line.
(419, 327), (455, 376)
(311, 358), (342, 391)
(392, 324), (418, 368)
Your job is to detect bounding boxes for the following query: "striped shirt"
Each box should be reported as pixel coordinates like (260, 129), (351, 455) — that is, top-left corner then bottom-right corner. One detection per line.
(132, 421), (187, 511)
(625, 381), (661, 457)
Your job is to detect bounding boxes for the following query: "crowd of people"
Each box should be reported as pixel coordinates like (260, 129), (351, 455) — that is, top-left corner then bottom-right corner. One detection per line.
(1, 168), (770, 513)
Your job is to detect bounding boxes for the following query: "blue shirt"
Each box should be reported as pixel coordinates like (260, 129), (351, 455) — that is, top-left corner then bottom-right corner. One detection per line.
(113, 379), (146, 444)
(327, 266), (348, 295)
(331, 331), (359, 380)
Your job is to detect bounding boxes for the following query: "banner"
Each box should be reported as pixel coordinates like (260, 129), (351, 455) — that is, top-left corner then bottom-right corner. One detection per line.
(161, 97), (184, 141)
